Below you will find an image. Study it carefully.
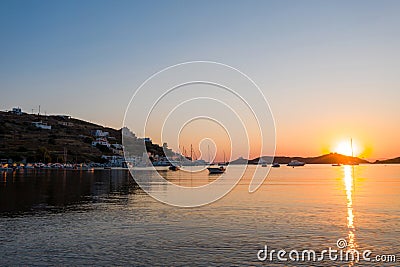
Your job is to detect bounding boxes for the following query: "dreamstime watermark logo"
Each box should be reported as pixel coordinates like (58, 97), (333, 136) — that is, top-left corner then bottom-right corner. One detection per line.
(257, 238), (397, 263)
(122, 61), (276, 207)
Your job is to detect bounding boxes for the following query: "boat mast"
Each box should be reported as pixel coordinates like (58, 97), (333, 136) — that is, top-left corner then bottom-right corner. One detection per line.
(208, 144), (210, 163)
(350, 138), (354, 158)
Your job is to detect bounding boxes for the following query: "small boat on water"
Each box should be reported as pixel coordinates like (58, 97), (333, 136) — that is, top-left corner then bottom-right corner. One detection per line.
(287, 160), (305, 167)
(207, 166), (226, 174)
(332, 163), (342, 167)
(272, 163), (280, 168)
(258, 158), (267, 167)
(24, 163), (35, 169)
(169, 165), (180, 171)
(0, 163), (14, 171)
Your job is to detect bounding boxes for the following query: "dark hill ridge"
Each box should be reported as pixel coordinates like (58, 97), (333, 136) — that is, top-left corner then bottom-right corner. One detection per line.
(374, 157), (400, 164)
(0, 111), (120, 162)
(249, 153), (370, 165)
(0, 111), (166, 163)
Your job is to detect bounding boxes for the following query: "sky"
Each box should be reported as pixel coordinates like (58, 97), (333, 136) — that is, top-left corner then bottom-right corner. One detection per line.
(0, 0), (399, 160)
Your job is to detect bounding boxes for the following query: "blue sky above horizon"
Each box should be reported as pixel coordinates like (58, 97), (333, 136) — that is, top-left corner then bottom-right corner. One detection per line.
(1, 0), (399, 159)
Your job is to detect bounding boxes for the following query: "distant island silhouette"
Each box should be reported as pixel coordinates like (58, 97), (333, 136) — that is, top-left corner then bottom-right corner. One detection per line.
(373, 157), (400, 164)
(247, 153), (369, 165)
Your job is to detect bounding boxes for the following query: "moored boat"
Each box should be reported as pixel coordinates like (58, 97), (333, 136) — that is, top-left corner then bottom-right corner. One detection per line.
(207, 166), (226, 174)
(287, 160), (305, 167)
(0, 164), (12, 172)
(169, 165), (180, 171)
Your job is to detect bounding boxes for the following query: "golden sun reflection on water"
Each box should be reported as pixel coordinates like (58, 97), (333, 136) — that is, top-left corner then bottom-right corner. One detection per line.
(344, 165), (357, 265)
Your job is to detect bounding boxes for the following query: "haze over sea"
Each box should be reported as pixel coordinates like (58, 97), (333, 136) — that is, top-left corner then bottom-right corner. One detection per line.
(1, 165), (399, 266)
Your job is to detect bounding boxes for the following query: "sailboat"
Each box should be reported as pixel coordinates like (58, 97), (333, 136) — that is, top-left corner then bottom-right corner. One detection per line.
(348, 138), (359, 166)
(169, 165), (180, 171)
(208, 150), (226, 174)
(218, 151), (228, 166)
(207, 166), (226, 174)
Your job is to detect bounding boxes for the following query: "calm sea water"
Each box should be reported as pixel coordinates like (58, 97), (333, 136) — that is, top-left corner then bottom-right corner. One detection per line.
(0, 165), (399, 266)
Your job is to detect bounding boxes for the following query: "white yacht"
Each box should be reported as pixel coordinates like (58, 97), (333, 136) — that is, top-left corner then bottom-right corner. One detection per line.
(287, 160), (305, 167)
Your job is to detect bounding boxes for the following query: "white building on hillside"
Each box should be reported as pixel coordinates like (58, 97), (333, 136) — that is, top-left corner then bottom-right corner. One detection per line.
(92, 138), (110, 147)
(58, 121), (74, 127)
(11, 107), (22, 115)
(32, 121), (51, 130)
(122, 127), (136, 138)
(93, 129), (109, 137)
(112, 143), (123, 150)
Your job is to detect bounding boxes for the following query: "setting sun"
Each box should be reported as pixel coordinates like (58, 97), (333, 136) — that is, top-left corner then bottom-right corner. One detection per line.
(334, 139), (361, 157)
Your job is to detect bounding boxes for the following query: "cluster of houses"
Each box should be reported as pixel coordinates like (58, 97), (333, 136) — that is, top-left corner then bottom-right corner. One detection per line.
(91, 129), (111, 147)
(90, 129), (131, 167)
(6, 107), (175, 167)
(91, 129), (124, 156)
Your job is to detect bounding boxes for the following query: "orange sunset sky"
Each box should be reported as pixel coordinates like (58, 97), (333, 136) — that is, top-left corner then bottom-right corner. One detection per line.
(1, 1), (399, 161)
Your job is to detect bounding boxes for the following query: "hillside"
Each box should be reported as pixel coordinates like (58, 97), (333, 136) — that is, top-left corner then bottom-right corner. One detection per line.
(374, 157), (400, 164)
(249, 153), (370, 165)
(0, 111), (166, 163)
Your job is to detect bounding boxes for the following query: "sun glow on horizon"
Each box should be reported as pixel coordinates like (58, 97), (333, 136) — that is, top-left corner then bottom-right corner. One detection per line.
(333, 139), (362, 157)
